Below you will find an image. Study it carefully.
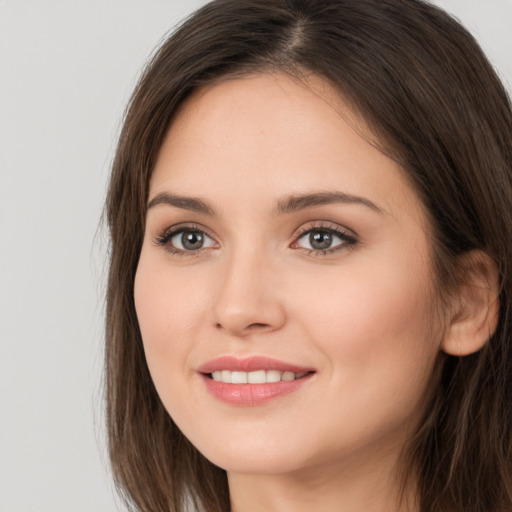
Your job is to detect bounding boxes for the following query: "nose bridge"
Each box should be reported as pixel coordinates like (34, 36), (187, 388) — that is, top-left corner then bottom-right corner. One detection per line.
(212, 240), (285, 336)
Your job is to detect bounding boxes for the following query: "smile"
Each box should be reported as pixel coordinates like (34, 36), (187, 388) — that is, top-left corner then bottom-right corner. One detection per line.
(197, 356), (315, 405)
(210, 369), (309, 384)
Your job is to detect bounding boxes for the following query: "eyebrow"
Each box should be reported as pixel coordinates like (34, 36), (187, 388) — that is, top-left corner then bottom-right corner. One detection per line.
(147, 192), (217, 216)
(146, 190), (383, 216)
(274, 191), (383, 215)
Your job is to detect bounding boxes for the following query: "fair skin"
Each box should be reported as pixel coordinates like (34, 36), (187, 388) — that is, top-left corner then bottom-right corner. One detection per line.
(134, 72), (492, 512)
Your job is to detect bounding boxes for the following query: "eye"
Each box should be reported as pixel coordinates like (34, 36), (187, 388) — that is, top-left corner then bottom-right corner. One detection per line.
(293, 225), (357, 254)
(171, 230), (215, 251)
(154, 225), (216, 255)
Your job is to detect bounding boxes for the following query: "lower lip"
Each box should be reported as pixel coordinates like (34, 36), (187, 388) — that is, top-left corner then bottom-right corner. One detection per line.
(201, 373), (314, 406)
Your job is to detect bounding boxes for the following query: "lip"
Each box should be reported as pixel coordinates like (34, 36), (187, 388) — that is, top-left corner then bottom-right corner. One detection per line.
(197, 356), (314, 374)
(197, 356), (315, 406)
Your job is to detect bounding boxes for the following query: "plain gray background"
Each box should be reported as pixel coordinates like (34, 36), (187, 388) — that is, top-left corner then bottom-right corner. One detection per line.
(0, 1), (510, 511)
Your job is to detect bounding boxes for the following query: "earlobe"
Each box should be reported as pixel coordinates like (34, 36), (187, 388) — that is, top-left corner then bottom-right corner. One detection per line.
(441, 250), (500, 356)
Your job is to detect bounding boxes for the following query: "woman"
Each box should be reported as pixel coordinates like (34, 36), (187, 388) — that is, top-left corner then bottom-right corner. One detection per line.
(104, 0), (512, 511)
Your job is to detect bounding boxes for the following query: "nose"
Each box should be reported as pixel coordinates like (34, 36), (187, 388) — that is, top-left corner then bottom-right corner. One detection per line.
(212, 248), (286, 337)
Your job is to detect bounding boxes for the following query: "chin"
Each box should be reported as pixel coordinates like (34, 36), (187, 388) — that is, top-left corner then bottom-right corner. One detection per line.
(185, 424), (330, 476)
(203, 447), (309, 476)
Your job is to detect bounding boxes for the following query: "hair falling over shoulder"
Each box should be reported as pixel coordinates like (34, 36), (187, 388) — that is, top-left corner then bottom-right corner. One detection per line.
(104, 1), (512, 510)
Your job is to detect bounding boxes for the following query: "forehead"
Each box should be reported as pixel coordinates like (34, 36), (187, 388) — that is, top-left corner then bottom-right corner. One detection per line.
(150, 72), (426, 225)
(157, 72), (371, 165)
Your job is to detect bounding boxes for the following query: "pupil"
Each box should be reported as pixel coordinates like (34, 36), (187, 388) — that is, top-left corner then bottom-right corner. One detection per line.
(182, 231), (203, 250)
(310, 231), (332, 250)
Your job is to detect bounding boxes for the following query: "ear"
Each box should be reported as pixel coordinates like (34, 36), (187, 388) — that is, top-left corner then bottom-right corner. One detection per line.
(441, 250), (500, 356)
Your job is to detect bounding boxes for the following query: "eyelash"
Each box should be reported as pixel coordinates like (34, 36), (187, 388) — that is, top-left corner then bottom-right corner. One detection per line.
(153, 223), (216, 257)
(153, 222), (358, 257)
(292, 223), (358, 255)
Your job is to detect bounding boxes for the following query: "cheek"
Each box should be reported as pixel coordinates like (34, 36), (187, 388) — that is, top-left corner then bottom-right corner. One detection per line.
(316, 273), (433, 351)
(134, 255), (201, 381)
(293, 252), (440, 407)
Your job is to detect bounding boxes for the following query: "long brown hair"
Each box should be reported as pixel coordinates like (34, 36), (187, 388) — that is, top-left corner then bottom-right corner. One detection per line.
(104, 1), (512, 510)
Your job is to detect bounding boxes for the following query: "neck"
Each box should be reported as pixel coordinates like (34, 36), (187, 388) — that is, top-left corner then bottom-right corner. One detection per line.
(227, 451), (418, 512)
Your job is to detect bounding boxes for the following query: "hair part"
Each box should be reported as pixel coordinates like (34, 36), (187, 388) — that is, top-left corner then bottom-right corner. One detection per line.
(105, 1), (512, 510)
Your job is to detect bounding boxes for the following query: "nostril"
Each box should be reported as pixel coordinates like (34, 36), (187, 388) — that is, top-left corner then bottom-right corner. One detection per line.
(215, 322), (269, 331)
(248, 322), (270, 330)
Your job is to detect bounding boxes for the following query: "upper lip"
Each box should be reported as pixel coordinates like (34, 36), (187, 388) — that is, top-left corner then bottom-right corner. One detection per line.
(197, 356), (315, 374)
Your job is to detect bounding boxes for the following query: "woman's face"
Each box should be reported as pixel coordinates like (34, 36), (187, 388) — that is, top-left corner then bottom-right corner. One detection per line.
(134, 73), (445, 476)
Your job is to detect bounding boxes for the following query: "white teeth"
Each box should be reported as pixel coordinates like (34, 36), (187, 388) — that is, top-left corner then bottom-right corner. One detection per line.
(210, 370), (308, 384)
(231, 371), (247, 384)
(266, 370), (281, 383)
(247, 370), (266, 384)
